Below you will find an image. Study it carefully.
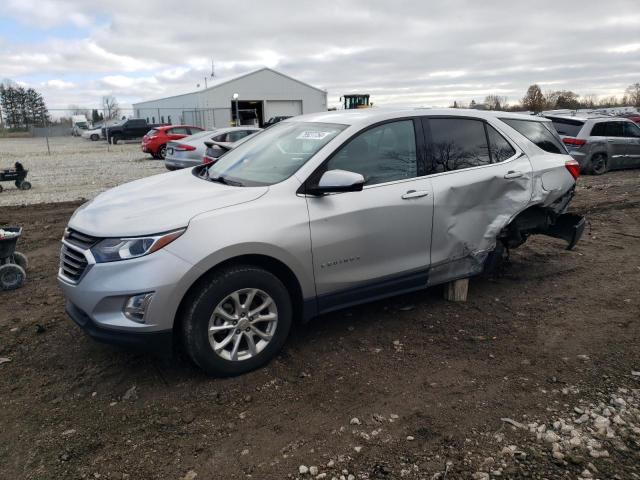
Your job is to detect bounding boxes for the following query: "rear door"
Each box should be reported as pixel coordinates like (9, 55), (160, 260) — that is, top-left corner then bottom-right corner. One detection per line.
(306, 118), (434, 306)
(425, 117), (532, 284)
(623, 121), (640, 167)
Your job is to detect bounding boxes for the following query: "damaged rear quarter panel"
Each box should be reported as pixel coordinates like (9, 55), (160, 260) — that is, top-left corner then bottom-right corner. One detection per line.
(428, 152), (534, 286)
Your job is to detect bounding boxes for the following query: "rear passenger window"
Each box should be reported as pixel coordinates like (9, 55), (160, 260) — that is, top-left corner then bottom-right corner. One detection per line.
(170, 127), (189, 135)
(590, 123), (607, 136)
(606, 122), (624, 137)
(327, 120), (417, 185)
(486, 125), (516, 162)
(501, 119), (565, 154)
(428, 118), (491, 172)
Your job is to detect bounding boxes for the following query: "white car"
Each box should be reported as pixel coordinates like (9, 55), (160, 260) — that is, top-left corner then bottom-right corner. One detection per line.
(82, 128), (103, 141)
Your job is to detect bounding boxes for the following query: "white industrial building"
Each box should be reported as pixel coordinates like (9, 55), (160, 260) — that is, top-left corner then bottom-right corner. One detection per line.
(132, 67), (327, 129)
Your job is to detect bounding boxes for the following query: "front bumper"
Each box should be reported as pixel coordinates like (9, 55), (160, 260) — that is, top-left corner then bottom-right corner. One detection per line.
(66, 301), (173, 353)
(58, 245), (195, 350)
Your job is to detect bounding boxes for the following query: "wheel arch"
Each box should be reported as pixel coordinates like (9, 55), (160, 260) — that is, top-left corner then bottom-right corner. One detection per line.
(172, 253), (308, 343)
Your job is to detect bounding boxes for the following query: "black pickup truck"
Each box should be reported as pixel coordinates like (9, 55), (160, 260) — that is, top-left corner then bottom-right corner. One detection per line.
(102, 119), (166, 144)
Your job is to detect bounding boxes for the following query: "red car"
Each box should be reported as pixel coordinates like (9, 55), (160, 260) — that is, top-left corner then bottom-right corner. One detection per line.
(142, 125), (204, 159)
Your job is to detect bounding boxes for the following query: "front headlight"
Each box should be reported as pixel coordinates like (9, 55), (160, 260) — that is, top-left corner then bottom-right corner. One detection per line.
(91, 229), (185, 263)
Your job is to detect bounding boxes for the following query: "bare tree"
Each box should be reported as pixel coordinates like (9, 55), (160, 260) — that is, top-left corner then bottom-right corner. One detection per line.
(102, 95), (120, 120)
(626, 83), (640, 107)
(484, 95), (508, 111)
(522, 85), (546, 112)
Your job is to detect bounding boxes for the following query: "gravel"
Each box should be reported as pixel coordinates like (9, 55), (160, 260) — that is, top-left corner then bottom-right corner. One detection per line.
(0, 137), (166, 206)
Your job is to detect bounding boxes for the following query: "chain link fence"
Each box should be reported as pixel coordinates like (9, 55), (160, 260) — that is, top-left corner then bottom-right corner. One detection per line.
(0, 106), (235, 155)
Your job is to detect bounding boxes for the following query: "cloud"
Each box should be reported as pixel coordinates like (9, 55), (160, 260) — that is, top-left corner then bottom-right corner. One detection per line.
(1, 0), (638, 110)
(44, 79), (76, 89)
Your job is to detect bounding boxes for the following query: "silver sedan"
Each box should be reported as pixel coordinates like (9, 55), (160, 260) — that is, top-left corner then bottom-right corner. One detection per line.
(164, 127), (261, 170)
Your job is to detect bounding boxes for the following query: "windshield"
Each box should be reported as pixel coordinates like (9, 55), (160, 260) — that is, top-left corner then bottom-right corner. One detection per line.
(206, 122), (346, 186)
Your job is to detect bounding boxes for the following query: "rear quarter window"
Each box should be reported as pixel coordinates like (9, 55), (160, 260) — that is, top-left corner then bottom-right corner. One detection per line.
(501, 119), (567, 155)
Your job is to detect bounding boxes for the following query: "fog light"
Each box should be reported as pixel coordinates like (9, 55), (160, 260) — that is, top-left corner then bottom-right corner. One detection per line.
(123, 293), (155, 323)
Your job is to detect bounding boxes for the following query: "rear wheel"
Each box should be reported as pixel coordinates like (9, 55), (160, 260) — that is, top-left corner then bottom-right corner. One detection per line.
(19, 181), (31, 190)
(0, 264), (26, 290)
(12, 252), (28, 271)
(112, 135), (122, 145)
(159, 145), (167, 159)
(590, 154), (608, 175)
(0, 185), (3, 193)
(182, 265), (292, 376)
(91, 134), (99, 141)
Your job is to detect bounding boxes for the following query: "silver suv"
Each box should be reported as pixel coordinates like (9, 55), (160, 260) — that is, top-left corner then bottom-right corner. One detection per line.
(58, 109), (584, 376)
(544, 115), (640, 174)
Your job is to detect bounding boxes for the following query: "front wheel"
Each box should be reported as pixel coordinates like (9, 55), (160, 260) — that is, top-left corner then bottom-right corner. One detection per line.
(590, 154), (608, 175)
(18, 181), (31, 190)
(91, 134), (99, 141)
(181, 265), (292, 376)
(112, 135), (121, 145)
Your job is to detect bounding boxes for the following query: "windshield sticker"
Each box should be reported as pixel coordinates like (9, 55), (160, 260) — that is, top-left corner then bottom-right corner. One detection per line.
(296, 131), (334, 140)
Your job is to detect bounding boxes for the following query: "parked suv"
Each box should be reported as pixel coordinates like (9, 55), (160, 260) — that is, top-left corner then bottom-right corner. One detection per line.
(104, 118), (166, 144)
(544, 115), (640, 174)
(59, 109), (584, 376)
(142, 125), (204, 159)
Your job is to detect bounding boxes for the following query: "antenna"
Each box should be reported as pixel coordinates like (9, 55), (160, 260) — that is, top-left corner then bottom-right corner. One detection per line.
(211, 59), (215, 78)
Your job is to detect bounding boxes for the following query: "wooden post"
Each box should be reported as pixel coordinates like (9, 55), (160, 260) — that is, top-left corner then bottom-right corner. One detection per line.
(444, 278), (469, 302)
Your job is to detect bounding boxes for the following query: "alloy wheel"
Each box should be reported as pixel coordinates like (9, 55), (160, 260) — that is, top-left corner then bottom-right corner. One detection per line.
(208, 288), (278, 362)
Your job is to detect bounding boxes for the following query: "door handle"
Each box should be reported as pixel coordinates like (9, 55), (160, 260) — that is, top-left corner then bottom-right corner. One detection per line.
(504, 170), (523, 179)
(401, 190), (429, 200)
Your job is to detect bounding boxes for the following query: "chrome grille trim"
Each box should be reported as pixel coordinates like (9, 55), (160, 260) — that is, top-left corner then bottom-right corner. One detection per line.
(59, 242), (91, 284)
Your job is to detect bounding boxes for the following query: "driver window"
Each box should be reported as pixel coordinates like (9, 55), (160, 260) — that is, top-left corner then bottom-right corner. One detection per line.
(623, 122), (640, 138)
(326, 120), (417, 186)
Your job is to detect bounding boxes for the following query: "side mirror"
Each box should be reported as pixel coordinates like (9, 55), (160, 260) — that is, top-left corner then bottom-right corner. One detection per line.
(309, 169), (365, 195)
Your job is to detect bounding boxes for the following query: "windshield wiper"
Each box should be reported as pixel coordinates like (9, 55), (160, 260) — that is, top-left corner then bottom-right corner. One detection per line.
(208, 175), (244, 187)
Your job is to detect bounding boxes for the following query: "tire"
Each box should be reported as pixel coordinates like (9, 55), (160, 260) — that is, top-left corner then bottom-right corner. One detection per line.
(483, 242), (508, 275)
(590, 154), (608, 175)
(0, 264), (26, 291)
(0, 185), (3, 193)
(19, 181), (31, 191)
(13, 251), (28, 271)
(112, 135), (121, 145)
(166, 166), (178, 171)
(182, 265), (292, 376)
(159, 145), (167, 159)
(91, 134), (99, 141)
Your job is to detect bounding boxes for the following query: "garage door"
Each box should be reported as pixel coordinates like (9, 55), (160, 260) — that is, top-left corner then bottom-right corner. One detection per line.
(265, 100), (303, 120)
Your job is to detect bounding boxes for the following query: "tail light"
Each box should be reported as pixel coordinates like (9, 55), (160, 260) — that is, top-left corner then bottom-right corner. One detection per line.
(175, 144), (196, 152)
(565, 159), (580, 180)
(562, 137), (586, 147)
(202, 155), (213, 164)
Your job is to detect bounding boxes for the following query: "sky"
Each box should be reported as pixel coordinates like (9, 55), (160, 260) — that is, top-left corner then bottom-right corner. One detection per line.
(1, 0), (639, 113)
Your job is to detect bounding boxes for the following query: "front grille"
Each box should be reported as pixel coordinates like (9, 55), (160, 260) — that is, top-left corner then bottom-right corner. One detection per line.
(64, 228), (99, 249)
(60, 244), (89, 283)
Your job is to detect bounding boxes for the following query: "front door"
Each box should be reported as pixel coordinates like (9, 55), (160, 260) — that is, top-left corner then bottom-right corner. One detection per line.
(305, 119), (433, 309)
(424, 117), (533, 284)
(623, 121), (640, 168)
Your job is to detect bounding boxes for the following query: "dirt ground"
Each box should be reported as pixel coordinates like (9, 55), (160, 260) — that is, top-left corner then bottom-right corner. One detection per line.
(0, 171), (638, 480)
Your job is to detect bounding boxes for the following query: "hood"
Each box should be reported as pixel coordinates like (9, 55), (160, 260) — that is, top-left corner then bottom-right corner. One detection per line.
(69, 169), (268, 237)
